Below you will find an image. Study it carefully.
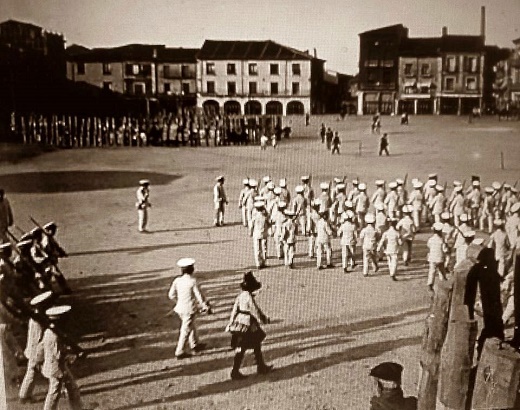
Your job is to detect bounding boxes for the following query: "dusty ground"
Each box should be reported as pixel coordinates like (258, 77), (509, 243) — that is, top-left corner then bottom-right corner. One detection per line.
(1, 114), (519, 409)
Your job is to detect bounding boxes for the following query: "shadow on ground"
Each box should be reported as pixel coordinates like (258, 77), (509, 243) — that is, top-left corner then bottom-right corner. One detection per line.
(0, 171), (180, 193)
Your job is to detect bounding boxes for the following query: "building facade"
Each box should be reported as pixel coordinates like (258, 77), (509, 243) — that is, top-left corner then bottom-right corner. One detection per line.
(197, 40), (323, 116)
(492, 38), (520, 110)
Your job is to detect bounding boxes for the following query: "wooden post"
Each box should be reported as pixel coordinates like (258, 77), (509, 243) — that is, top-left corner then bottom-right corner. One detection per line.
(500, 151), (505, 170)
(437, 306), (478, 409)
(417, 278), (454, 410)
(471, 338), (520, 409)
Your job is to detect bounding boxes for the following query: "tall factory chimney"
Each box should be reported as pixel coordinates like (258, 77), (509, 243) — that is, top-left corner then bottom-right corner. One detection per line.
(480, 6), (486, 40)
(442, 26), (448, 36)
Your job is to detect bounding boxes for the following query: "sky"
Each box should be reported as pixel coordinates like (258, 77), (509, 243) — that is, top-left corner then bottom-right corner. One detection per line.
(1, 0), (519, 74)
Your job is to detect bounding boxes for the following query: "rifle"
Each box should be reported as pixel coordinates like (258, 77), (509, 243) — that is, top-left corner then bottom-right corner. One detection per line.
(403, 173), (408, 187)
(30, 216), (67, 258)
(514, 180), (518, 189)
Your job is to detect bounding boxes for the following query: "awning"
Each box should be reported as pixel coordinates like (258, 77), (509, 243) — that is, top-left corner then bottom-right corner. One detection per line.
(404, 79), (416, 87)
(417, 80), (432, 88)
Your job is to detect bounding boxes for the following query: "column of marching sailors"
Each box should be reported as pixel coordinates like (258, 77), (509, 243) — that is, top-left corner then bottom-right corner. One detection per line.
(235, 174), (520, 289)
(0, 207), (85, 408)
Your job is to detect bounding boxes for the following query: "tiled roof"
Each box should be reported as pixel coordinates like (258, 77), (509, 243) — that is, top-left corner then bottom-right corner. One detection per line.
(198, 40), (318, 60)
(66, 44), (199, 63)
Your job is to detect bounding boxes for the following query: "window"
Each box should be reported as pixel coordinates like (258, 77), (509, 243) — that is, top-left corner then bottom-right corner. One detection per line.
(77, 62), (85, 75)
(134, 83), (145, 95)
(445, 77), (455, 91)
(404, 63), (413, 76)
(182, 82), (190, 94)
(126, 64), (150, 76)
(446, 56), (457, 73)
(132, 64), (140, 75)
(206, 62), (215, 75)
(420, 64), (431, 76)
(270, 82), (279, 95)
(466, 77), (477, 91)
(367, 70), (377, 85)
(206, 81), (215, 94)
(249, 63), (258, 75)
(365, 60), (379, 67)
(464, 57), (478, 73)
(102, 63), (111, 75)
(382, 70), (392, 84)
(228, 81), (236, 95)
(292, 82), (300, 95)
(382, 60), (394, 67)
(164, 83), (171, 93)
(227, 63), (236, 75)
(270, 63), (279, 75)
(292, 63), (301, 75)
(249, 81), (257, 94)
(102, 81), (112, 91)
(181, 65), (191, 78)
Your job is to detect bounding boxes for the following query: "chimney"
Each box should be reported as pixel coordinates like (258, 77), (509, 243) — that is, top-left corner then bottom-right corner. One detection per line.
(442, 26), (448, 36)
(313, 48), (317, 58)
(480, 6), (486, 40)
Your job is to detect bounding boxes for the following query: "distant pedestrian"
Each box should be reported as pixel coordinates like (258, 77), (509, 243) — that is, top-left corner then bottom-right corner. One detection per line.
(325, 128), (333, 150)
(319, 123), (326, 143)
(331, 131), (341, 155)
(271, 134), (277, 149)
(260, 133), (268, 150)
(213, 175), (228, 227)
(400, 111), (409, 125)
(136, 180), (151, 233)
(379, 133), (389, 156)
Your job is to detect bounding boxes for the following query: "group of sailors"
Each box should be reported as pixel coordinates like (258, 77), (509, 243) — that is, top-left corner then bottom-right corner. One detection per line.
(0, 216), (84, 408)
(235, 174), (520, 285)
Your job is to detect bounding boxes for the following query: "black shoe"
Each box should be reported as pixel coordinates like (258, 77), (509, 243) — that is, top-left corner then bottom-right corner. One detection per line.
(343, 268), (349, 273)
(318, 266), (324, 270)
(257, 364), (274, 374)
(19, 398), (33, 404)
(327, 264), (334, 268)
(391, 276), (397, 281)
(192, 343), (206, 352)
(231, 371), (247, 380)
(175, 353), (192, 360)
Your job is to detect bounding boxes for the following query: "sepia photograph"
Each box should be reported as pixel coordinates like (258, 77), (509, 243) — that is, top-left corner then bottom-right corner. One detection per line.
(0, 0), (520, 408)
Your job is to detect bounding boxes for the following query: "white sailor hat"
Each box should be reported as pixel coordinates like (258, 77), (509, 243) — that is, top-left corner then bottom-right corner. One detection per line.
(413, 181), (423, 189)
(459, 214), (469, 222)
(454, 186), (463, 192)
(340, 212), (349, 222)
(472, 237), (484, 246)
(358, 183), (367, 191)
(249, 179), (258, 187)
(511, 203), (520, 213)
(313, 198), (322, 208)
(396, 178), (404, 185)
(463, 230), (476, 238)
(435, 185), (444, 191)
(43, 222), (57, 231)
(344, 200), (353, 208)
(402, 205), (412, 213)
(472, 180), (480, 187)
(334, 177), (342, 183)
(388, 181), (397, 189)
(484, 187), (494, 194)
(364, 213), (375, 224)
(346, 210), (355, 219)
(274, 187), (282, 195)
(428, 173), (438, 179)
(30, 290), (53, 306)
(278, 201), (287, 209)
(46, 305), (72, 319)
(492, 181), (502, 190)
(336, 183), (345, 191)
(284, 210), (295, 217)
(427, 179), (436, 187)
(375, 203), (385, 211)
(453, 180), (462, 186)
(295, 185), (304, 193)
(262, 176), (271, 183)
(216, 175), (225, 182)
(267, 182), (275, 190)
(352, 179), (359, 185)
(242, 178), (249, 185)
(504, 184), (511, 190)
(320, 182), (329, 190)
(279, 179), (287, 188)
(512, 187), (518, 193)
(17, 239), (33, 249)
(494, 218), (504, 226)
(433, 222), (444, 231)
(177, 257), (195, 268)
(254, 201), (265, 208)
(301, 175), (310, 181)
(375, 180), (385, 186)
(139, 179), (150, 185)
(441, 212), (450, 220)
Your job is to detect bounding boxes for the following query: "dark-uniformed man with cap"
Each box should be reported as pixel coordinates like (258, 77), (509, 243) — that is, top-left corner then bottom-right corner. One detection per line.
(213, 175), (228, 226)
(136, 179), (151, 232)
(369, 362), (417, 410)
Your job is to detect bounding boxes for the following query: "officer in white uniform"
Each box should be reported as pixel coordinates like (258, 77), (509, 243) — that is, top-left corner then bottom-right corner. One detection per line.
(136, 180), (151, 232)
(168, 258), (210, 359)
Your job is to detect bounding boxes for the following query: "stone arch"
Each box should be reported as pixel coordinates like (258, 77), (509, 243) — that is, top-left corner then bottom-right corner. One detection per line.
(286, 101), (305, 115)
(202, 100), (220, 117)
(224, 100), (241, 115)
(265, 100), (283, 115)
(244, 100), (262, 115)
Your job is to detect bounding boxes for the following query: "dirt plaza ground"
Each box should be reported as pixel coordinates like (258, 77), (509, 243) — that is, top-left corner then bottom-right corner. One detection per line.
(1, 114), (520, 409)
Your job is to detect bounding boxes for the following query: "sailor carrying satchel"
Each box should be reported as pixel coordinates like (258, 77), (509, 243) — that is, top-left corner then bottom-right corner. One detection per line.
(228, 310), (258, 333)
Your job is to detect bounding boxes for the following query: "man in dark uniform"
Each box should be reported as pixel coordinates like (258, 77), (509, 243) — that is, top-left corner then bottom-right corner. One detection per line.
(369, 362), (417, 410)
(379, 133), (389, 156)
